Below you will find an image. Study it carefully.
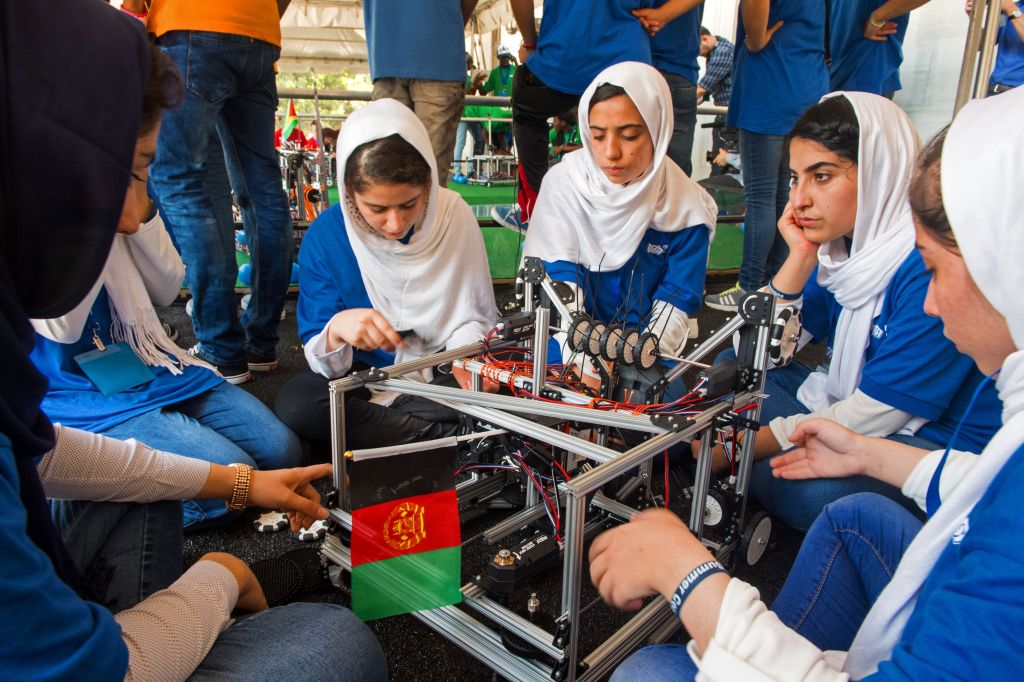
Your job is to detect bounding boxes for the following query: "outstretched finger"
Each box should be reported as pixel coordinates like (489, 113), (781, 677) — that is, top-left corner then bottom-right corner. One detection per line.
(281, 489), (328, 522)
(294, 462), (333, 485)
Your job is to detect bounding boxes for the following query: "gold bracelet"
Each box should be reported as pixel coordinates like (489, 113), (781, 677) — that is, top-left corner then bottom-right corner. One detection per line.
(226, 463), (253, 511)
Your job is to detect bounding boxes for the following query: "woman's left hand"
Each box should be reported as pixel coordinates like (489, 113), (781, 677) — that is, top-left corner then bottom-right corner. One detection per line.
(590, 508), (714, 610)
(632, 7), (670, 36)
(248, 463), (333, 533)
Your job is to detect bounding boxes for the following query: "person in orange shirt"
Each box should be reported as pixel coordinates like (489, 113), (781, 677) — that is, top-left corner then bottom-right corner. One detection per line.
(124, 0), (296, 385)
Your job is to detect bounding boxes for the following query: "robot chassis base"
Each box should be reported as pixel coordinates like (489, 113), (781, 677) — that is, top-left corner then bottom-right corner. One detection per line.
(320, 264), (794, 682)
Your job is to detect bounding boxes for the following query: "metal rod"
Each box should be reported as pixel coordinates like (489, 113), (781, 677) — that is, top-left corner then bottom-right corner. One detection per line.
(973, 0), (1003, 100)
(540, 278), (577, 324)
(590, 492), (639, 521)
(329, 382), (347, 502)
(689, 427), (715, 537)
(736, 325), (772, 521)
(560, 492), (588, 682)
(660, 354), (712, 369)
(368, 376), (669, 433)
(532, 307), (550, 395)
(482, 504), (550, 544)
(664, 312), (745, 384)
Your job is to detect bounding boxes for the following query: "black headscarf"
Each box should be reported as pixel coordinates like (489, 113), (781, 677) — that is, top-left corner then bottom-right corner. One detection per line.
(0, 0), (149, 587)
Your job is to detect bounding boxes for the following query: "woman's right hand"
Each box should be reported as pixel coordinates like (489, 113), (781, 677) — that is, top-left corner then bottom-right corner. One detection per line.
(770, 418), (868, 481)
(777, 202), (819, 260)
(200, 552), (268, 613)
(326, 309), (403, 353)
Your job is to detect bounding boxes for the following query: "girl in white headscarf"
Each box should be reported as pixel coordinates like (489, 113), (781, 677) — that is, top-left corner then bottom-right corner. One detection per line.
(591, 85), (1024, 682)
(275, 99), (496, 450)
(726, 92), (1001, 531)
(522, 61), (718, 395)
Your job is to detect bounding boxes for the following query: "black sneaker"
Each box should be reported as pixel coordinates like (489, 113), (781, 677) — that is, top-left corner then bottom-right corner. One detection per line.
(187, 344), (252, 385)
(247, 351), (278, 373)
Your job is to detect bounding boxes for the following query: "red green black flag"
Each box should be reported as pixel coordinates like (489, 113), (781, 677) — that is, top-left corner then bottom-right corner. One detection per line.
(348, 437), (462, 620)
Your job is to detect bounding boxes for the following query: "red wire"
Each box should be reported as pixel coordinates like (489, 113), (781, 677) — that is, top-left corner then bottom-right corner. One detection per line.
(552, 457), (573, 481)
(517, 454), (561, 534)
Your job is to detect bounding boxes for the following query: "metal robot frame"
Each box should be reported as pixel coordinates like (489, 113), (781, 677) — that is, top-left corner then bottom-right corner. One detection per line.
(319, 280), (780, 682)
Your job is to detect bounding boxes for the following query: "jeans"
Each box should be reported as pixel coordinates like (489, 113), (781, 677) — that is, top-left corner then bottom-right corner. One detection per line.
(511, 65), (581, 219)
(661, 71), (697, 176)
(372, 78), (465, 185)
(151, 31), (292, 366)
(55, 500), (387, 681)
(454, 120), (485, 175)
(715, 352), (934, 530)
(53, 499), (183, 612)
(738, 130), (790, 291)
(610, 494), (921, 681)
(100, 382), (303, 529)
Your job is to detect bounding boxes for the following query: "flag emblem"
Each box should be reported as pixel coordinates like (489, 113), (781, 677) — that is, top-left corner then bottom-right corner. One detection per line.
(384, 501), (427, 551)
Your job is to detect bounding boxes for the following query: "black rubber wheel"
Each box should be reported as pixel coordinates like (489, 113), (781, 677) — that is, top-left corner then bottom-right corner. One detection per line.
(739, 511), (772, 567)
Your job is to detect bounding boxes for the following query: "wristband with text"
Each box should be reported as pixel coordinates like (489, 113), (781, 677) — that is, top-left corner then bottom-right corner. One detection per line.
(669, 560), (727, 616)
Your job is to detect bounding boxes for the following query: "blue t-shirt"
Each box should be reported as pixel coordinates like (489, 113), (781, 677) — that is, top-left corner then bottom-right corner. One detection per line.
(363, 0), (465, 82)
(526, 0), (652, 95)
(801, 251), (1001, 452)
(829, 0), (909, 95)
(30, 289), (222, 433)
(727, 0), (830, 134)
(0, 434), (129, 679)
(867, 442), (1024, 680)
(543, 225), (711, 363)
(991, 7), (1024, 88)
(649, 1), (703, 83)
(297, 204), (398, 370)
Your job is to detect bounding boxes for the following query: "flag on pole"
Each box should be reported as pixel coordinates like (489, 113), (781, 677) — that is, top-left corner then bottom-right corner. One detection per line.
(282, 99), (299, 141)
(349, 437), (462, 620)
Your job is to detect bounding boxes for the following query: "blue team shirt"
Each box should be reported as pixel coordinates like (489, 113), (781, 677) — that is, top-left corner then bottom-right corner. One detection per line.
(801, 251), (1001, 452)
(868, 443), (1024, 679)
(297, 204), (399, 369)
(363, 0), (465, 82)
(649, 1), (703, 83)
(543, 225), (711, 363)
(30, 289), (222, 433)
(991, 7), (1024, 88)
(0, 435), (130, 680)
(728, 0), (830, 134)
(829, 0), (910, 95)
(525, 0), (652, 95)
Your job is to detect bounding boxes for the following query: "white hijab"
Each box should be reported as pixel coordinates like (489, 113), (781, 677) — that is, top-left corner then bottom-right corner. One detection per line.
(336, 99), (495, 365)
(522, 62), (717, 271)
(798, 92), (920, 411)
(846, 86), (1024, 677)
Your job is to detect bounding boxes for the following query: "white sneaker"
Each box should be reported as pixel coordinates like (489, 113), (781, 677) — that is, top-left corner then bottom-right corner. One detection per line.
(240, 293), (286, 320)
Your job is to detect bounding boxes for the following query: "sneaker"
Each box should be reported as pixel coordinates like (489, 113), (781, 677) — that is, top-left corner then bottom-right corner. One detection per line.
(686, 317), (699, 339)
(246, 350), (278, 373)
(240, 293), (287, 320)
(704, 283), (749, 312)
(188, 344), (252, 385)
(491, 205), (529, 231)
(160, 321), (178, 342)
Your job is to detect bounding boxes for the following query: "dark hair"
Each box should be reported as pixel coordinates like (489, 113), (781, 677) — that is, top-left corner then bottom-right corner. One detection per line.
(909, 127), (956, 250)
(787, 95), (860, 165)
(588, 83), (628, 111)
(140, 42), (183, 134)
(700, 26), (712, 37)
(344, 133), (431, 192)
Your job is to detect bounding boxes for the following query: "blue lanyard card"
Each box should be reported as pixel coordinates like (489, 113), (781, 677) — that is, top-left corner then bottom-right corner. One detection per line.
(74, 342), (156, 395)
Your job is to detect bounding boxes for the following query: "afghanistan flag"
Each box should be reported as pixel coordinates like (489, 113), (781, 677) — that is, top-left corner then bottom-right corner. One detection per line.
(281, 99), (299, 141)
(349, 437), (462, 620)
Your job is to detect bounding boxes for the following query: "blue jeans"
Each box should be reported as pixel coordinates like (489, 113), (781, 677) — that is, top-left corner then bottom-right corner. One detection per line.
(151, 31), (292, 365)
(661, 71), (697, 176)
(54, 501), (386, 681)
(738, 130), (790, 291)
(611, 494), (921, 680)
(100, 382), (302, 529)
(454, 120), (485, 175)
(713, 352), (933, 530)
